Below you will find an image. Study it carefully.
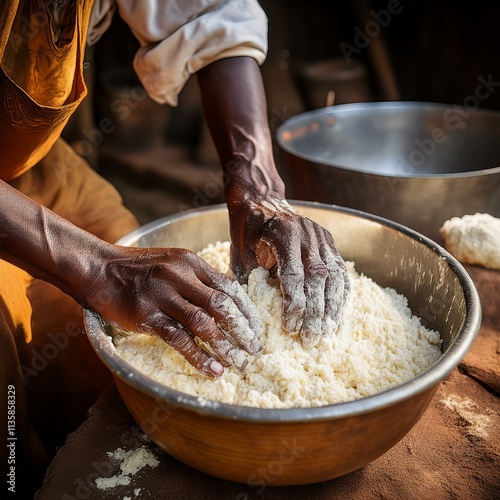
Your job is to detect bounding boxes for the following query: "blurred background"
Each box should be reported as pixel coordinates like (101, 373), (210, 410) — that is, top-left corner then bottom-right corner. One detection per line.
(63, 0), (500, 225)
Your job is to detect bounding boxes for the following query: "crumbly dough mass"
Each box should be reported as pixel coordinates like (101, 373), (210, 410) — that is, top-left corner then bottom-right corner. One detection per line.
(440, 213), (500, 271)
(114, 241), (442, 409)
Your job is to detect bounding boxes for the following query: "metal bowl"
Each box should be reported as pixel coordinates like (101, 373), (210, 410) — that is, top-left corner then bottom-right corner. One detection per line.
(276, 102), (500, 241)
(83, 202), (481, 485)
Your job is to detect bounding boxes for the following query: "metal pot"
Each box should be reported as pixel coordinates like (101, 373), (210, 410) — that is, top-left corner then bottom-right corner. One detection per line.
(84, 202), (480, 485)
(276, 102), (500, 241)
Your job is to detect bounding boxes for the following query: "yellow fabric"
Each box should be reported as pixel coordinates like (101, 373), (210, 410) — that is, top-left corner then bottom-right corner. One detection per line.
(0, 0), (140, 486)
(0, 139), (140, 482)
(0, 0), (94, 180)
(0, 1), (19, 57)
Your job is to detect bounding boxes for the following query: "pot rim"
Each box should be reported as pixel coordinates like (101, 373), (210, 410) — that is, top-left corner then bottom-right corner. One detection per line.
(276, 101), (500, 179)
(84, 202), (481, 423)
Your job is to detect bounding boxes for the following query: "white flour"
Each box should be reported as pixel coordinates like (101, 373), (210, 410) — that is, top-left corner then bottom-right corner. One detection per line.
(95, 447), (159, 490)
(440, 213), (500, 270)
(114, 241), (442, 408)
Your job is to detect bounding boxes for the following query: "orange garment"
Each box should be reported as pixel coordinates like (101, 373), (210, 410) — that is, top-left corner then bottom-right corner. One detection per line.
(0, 0), (92, 180)
(0, 141), (139, 493)
(0, 1), (140, 495)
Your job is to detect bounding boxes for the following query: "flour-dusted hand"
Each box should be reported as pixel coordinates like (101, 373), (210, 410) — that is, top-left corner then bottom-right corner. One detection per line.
(197, 58), (350, 346)
(82, 247), (263, 378)
(229, 198), (351, 347)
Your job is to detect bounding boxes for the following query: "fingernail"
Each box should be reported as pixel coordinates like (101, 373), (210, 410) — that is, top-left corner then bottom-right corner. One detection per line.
(227, 348), (248, 373)
(301, 329), (321, 348)
(209, 359), (224, 376)
(248, 338), (263, 355)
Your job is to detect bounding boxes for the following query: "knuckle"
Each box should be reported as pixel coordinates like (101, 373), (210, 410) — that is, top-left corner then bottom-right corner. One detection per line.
(186, 308), (216, 333)
(301, 326), (321, 348)
(261, 215), (281, 235)
(207, 289), (231, 314)
(306, 259), (329, 280)
(283, 277), (306, 302)
(189, 347), (211, 367)
(283, 290), (306, 321)
(163, 325), (192, 351)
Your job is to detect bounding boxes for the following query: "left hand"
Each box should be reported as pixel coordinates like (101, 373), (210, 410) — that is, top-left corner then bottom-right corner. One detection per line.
(228, 197), (351, 347)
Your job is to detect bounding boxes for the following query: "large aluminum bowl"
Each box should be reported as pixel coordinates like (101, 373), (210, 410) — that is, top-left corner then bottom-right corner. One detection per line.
(276, 102), (500, 241)
(84, 202), (481, 485)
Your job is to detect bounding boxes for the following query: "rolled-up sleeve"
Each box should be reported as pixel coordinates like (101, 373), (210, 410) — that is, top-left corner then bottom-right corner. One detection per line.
(90, 0), (268, 106)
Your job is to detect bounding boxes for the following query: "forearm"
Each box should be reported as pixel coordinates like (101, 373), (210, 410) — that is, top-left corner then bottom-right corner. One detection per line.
(0, 180), (113, 302)
(0, 180), (264, 377)
(197, 58), (350, 346)
(197, 57), (285, 206)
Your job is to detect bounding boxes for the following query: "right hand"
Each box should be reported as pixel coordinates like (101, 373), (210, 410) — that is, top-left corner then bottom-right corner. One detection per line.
(228, 197), (351, 347)
(81, 246), (263, 378)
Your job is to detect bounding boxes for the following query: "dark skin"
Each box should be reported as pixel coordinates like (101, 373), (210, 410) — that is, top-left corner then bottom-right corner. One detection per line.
(0, 56), (350, 377)
(198, 57), (350, 346)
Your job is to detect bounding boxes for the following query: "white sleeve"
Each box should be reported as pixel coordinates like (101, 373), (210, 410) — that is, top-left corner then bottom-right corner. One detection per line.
(90, 0), (268, 107)
(87, 0), (117, 46)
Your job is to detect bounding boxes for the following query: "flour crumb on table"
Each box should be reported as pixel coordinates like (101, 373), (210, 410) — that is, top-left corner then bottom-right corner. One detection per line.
(95, 446), (159, 490)
(113, 240), (442, 408)
(441, 394), (493, 439)
(440, 213), (500, 270)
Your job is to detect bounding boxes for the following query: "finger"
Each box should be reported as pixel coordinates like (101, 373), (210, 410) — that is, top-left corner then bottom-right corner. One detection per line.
(140, 313), (224, 379)
(205, 287), (262, 355)
(300, 230), (328, 347)
(230, 233), (258, 284)
(194, 264), (264, 350)
(335, 254), (352, 322)
(213, 277), (264, 340)
(264, 222), (306, 336)
(317, 227), (351, 334)
(160, 295), (250, 372)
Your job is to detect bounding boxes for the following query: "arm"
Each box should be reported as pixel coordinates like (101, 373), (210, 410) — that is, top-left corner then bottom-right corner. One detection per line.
(197, 57), (351, 345)
(0, 180), (261, 377)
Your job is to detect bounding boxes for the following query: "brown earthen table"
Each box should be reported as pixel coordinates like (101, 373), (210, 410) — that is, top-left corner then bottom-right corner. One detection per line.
(35, 265), (500, 500)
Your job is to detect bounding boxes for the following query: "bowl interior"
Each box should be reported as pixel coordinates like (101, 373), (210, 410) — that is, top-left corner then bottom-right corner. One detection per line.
(84, 203), (481, 422)
(277, 102), (500, 176)
(115, 202), (478, 366)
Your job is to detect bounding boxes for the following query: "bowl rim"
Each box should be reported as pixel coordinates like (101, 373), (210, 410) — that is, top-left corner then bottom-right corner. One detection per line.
(84, 201), (482, 422)
(276, 101), (500, 179)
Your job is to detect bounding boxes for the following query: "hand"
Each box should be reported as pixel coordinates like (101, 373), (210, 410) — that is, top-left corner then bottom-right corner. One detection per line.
(229, 198), (351, 347)
(83, 246), (263, 378)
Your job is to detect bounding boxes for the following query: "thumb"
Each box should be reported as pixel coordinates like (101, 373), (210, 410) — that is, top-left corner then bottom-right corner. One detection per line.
(230, 241), (260, 284)
(255, 239), (276, 270)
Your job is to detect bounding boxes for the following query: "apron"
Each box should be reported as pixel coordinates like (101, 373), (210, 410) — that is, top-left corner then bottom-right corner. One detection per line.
(0, 0), (95, 181)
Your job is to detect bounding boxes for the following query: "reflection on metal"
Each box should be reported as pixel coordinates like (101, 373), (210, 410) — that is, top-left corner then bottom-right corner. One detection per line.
(277, 102), (500, 241)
